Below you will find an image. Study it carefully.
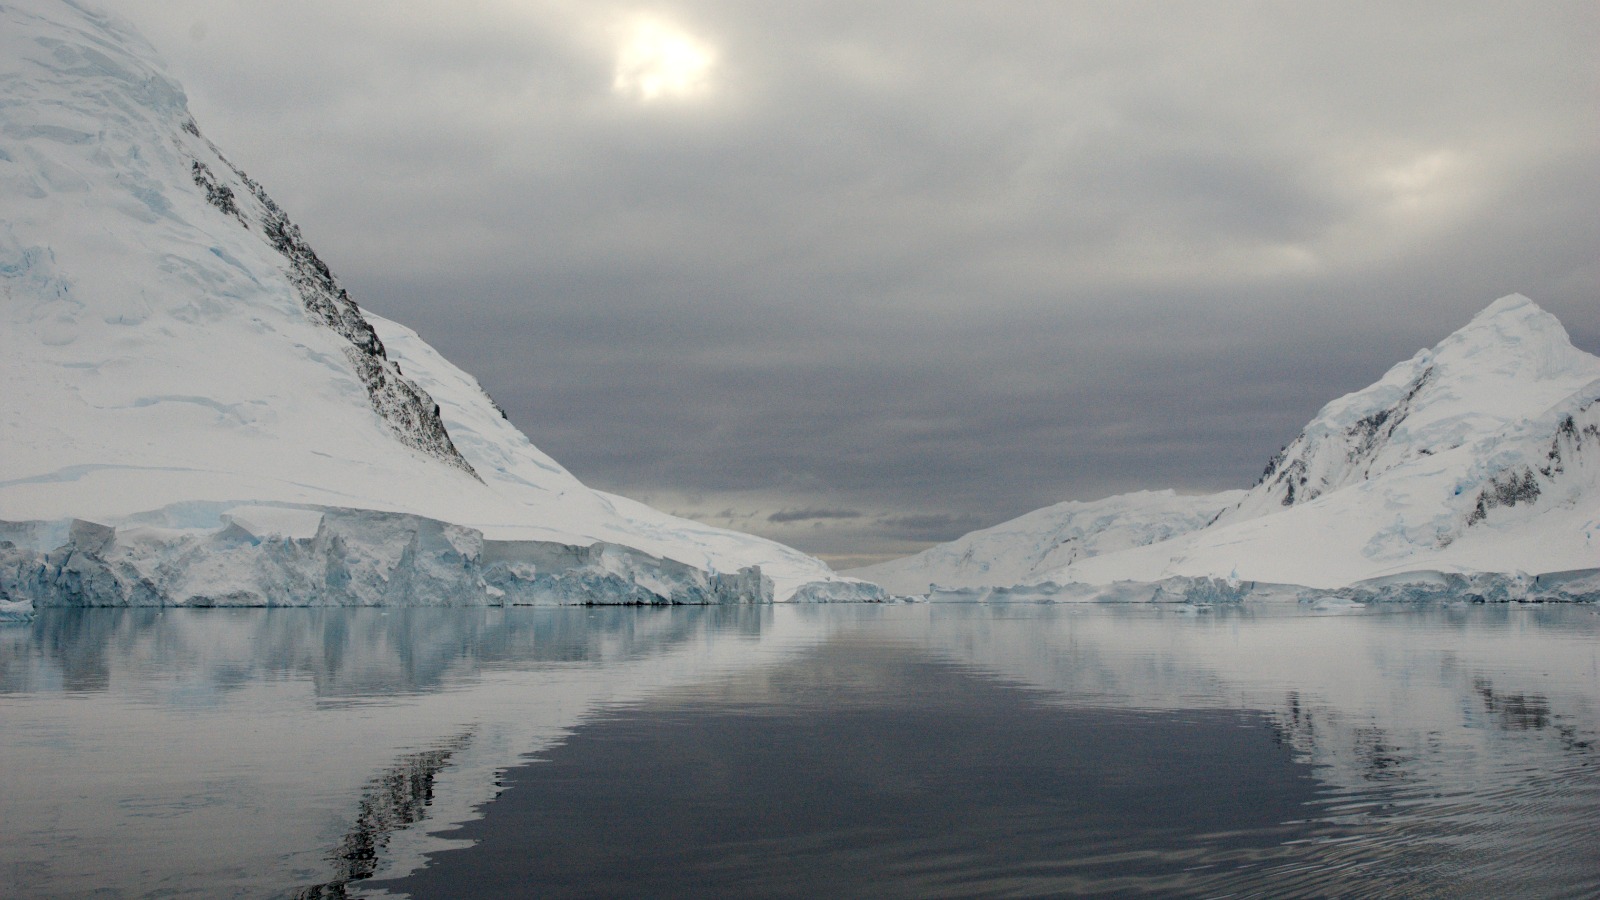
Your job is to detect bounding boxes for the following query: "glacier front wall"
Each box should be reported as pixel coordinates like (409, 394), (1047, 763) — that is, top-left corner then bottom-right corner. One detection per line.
(923, 571), (1600, 605)
(0, 509), (791, 610)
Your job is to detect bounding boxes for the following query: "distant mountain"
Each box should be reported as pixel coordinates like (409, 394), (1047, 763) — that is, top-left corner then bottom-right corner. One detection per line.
(851, 295), (1600, 593)
(849, 490), (1244, 595)
(0, 0), (870, 608)
(1217, 295), (1599, 529)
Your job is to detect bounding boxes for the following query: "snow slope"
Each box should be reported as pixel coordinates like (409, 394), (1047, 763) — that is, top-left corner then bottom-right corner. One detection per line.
(851, 296), (1600, 593)
(0, 0), (865, 605)
(850, 489), (1243, 595)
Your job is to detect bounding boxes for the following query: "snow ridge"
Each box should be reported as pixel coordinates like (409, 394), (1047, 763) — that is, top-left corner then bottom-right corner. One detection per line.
(186, 124), (478, 477)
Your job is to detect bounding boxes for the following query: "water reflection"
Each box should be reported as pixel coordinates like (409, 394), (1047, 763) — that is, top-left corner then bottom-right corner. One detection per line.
(0, 603), (1596, 897)
(1, 605), (774, 698)
(374, 604), (1600, 898)
(295, 732), (474, 900)
(0, 606), (814, 898)
(1474, 676), (1553, 730)
(384, 643), (1334, 899)
(886, 604), (1600, 896)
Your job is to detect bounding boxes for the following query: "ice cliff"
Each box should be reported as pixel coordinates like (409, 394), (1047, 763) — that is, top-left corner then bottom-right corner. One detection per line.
(0, 510), (773, 608)
(0, 0), (877, 613)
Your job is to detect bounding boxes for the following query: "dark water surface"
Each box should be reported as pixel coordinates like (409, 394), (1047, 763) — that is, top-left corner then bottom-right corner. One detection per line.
(2, 603), (1597, 898)
(383, 641), (1329, 898)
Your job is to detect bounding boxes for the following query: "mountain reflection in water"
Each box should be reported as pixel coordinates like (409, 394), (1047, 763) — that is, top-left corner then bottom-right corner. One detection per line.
(381, 641), (1335, 898)
(0, 603), (1596, 897)
(294, 731), (473, 900)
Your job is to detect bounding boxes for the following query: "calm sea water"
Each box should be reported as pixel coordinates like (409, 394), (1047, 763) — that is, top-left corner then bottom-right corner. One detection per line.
(1, 602), (1596, 898)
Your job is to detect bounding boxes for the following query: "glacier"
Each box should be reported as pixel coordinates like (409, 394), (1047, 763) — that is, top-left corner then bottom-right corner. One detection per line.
(0, 0), (882, 614)
(852, 295), (1600, 602)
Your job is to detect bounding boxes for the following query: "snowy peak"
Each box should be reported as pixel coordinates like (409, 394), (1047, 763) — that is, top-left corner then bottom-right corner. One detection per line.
(1446, 294), (1583, 375)
(1223, 295), (1600, 523)
(1423, 294), (1593, 399)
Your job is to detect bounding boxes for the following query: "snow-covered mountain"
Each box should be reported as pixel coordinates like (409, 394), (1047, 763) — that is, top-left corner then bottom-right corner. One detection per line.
(851, 295), (1600, 594)
(850, 489), (1243, 595)
(0, 0), (872, 608)
(1218, 295), (1599, 528)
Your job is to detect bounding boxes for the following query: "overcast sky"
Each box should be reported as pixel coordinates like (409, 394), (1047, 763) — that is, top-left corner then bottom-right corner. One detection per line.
(115, 1), (1598, 567)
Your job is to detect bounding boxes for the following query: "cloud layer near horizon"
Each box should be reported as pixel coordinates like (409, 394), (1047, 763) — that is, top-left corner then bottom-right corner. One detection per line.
(119, 1), (1599, 566)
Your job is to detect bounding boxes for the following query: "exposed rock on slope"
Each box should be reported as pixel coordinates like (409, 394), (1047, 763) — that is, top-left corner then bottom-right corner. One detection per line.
(190, 145), (477, 477)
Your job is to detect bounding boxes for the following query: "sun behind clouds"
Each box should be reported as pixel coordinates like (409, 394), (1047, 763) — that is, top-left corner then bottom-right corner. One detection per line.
(612, 16), (716, 102)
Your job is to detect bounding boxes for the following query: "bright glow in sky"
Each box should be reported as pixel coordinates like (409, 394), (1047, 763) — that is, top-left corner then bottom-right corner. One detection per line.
(1379, 149), (1467, 215)
(612, 18), (715, 102)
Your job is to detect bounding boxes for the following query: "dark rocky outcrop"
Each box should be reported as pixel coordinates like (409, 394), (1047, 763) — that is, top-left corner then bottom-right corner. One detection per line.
(187, 123), (478, 478)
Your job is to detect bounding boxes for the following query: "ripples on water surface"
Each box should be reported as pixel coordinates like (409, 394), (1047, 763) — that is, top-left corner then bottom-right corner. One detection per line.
(0, 602), (1596, 898)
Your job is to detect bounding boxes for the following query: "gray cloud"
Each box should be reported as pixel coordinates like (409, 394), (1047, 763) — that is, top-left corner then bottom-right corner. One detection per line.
(875, 514), (988, 543)
(117, 1), (1600, 560)
(768, 509), (863, 524)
